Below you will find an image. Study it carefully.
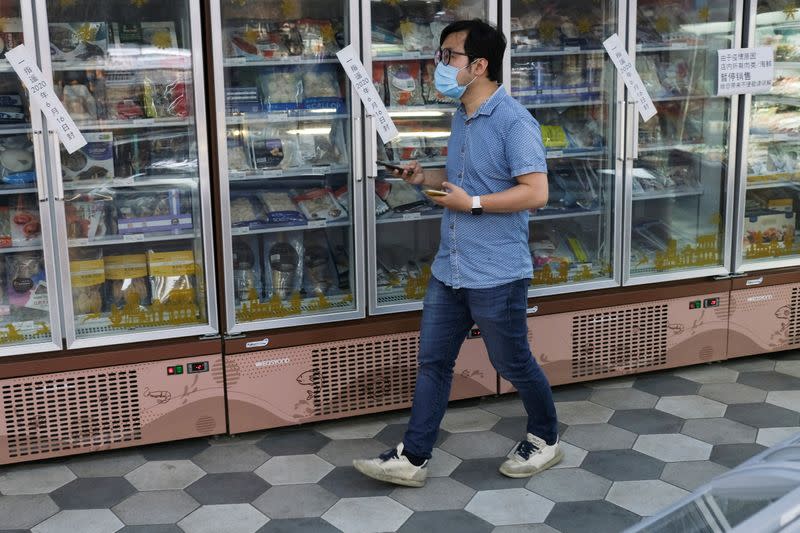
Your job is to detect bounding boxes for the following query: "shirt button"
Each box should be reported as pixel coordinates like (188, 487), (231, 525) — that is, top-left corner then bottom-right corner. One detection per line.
(450, 224), (454, 229)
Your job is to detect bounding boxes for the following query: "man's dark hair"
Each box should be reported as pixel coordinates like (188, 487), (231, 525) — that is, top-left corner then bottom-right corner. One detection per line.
(439, 19), (506, 82)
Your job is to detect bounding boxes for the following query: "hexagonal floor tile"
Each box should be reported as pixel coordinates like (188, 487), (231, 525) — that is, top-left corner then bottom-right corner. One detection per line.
(0, 494), (59, 530)
(561, 424), (637, 451)
(555, 401), (614, 425)
(725, 357), (776, 372)
(450, 458), (529, 491)
(441, 408), (501, 433)
(480, 396), (527, 418)
(655, 395), (727, 419)
(318, 467), (394, 498)
(112, 490), (199, 526)
(191, 444), (270, 474)
(256, 429), (330, 456)
(178, 504), (267, 533)
(0, 464), (76, 495)
(737, 371), (800, 391)
(50, 477), (136, 509)
(660, 461), (729, 491)
(698, 383), (767, 405)
(317, 439), (388, 467)
(465, 488), (554, 526)
(124, 461), (206, 491)
(491, 525), (560, 533)
(551, 385), (593, 402)
(589, 388), (658, 411)
(775, 361), (800, 378)
(545, 500), (640, 533)
(766, 391), (800, 413)
(710, 443), (768, 469)
(673, 364), (739, 384)
(681, 418), (757, 445)
(606, 480), (689, 516)
(553, 441), (588, 470)
(398, 510), (493, 533)
(756, 427), (800, 447)
(67, 449), (146, 478)
(526, 468), (611, 502)
(374, 424), (450, 449)
(185, 472), (269, 504)
(588, 377), (636, 389)
(315, 419), (388, 440)
(633, 374), (700, 397)
(580, 449), (665, 481)
(725, 403), (800, 428)
(634, 434), (712, 462)
(117, 525), (184, 532)
(254, 454), (334, 485)
(31, 509), (124, 533)
(491, 417), (533, 442)
(252, 484), (338, 519)
(322, 496), (413, 533)
(390, 477), (475, 511)
(140, 439), (210, 461)
(428, 448), (463, 478)
(608, 409), (684, 435)
(255, 517), (341, 533)
(440, 431), (516, 460)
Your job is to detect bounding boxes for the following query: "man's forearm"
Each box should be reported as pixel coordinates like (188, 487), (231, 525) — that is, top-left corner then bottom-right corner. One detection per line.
(480, 183), (548, 213)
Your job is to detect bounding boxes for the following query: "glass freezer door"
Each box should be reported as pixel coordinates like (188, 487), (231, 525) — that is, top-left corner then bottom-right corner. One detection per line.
(505, 0), (624, 294)
(0, 0), (62, 355)
(210, 0), (364, 333)
(365, 0), (497, 314)
(625, 0), (740, 284)
(37, 0), (218, 348)
(735, 0), (800, 272)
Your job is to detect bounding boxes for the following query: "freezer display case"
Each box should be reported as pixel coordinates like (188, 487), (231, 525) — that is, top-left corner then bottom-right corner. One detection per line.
(36, 0), (218, 348)
(735, 0), (800, 271)
(210, 0), (364, 333)
(503, 0), (623, 293)
(364, 0), (496, 314)
(624, 0), (740, 284)
(0, 1), (62, 355)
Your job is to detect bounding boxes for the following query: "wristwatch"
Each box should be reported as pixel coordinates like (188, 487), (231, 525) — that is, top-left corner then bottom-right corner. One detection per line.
(471, 195), (483, 216)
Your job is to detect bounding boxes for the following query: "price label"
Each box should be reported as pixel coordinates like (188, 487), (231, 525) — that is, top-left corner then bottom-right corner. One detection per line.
(227, 57), (246, 65)
(549, 151), (564, 158)
(70, 238), (89, 246)
(402, 213), (422, 221)
(133, 118), (155, 125)
(123, 233), (145, 242)
(312, 166), (327, 175)
(563, 46), (581, 52)
(262, 169), (283, 178)
(308, 220), (327, 228)
(236, 226), (251, 234)
(113, 177), (135, 186)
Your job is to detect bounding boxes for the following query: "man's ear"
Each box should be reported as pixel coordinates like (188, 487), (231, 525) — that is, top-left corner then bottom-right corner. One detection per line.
(472, 58), (489, 77)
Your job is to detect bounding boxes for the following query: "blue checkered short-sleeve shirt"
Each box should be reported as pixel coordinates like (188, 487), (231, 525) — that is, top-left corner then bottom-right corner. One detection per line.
(431, 86), (548, 289)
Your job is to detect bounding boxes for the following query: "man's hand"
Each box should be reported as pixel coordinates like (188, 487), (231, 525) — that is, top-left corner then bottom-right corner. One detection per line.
(390, 160), (425, 186)
(428, 181), (472, 212)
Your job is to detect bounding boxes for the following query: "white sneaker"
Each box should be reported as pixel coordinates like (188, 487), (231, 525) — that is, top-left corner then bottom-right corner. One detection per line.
(353, 443), (428, 488)
(499, 433), (563, 478)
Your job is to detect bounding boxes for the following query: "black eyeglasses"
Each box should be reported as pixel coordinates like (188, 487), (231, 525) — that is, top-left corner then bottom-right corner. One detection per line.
(434, 47), (470, 66)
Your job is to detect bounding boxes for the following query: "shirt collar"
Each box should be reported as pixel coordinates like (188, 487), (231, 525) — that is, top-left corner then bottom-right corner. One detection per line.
(458, 85), (505, 119)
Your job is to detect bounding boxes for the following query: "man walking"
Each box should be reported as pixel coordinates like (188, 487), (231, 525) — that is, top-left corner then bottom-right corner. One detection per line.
(354, 19), (561, 487)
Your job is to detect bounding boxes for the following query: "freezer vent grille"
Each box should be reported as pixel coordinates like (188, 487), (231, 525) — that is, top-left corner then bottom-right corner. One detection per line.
(572, 304), (668, 378)
(311, 334), (419, 416)
(789, 288), (800, 345)
(2, 370), (142, 459)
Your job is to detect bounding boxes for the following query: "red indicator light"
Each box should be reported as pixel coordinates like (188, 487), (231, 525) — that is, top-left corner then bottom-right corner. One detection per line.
(167, 367), (175, 375)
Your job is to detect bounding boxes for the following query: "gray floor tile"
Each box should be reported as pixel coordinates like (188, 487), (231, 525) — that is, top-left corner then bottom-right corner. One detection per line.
(672, 364), (738, 384)
(124, 461), (206, 491)
(0, 494), (59, 529)
(140, 439), (210, 461)
(608, 409), (684, 435)
(450, 458), (529, 491)
(0, 464), (76, 495)
(660, 461), (729, 491)
(655, 395), (727, 419)
(737, 371), (800, 391)
(561, 424), (637, 451)
(391, 477), (475, 511)
(67, 449), (146, 478)
(725, 357), (776, 372)
(315, 419), (388, 440)
(465, 488), (554, 526)
(492, 418), (567, 443)
(112, 490), (199, 525)
(481, 395), (528, 418)
(580, 450), (665, 481)
(724, 403), (800, 428)
(398, 510), (493, 533)
(589, 388), (658, 411)
(588, 377), (635, 389)
(191, 444), (270, 474)
(551, 385), (593, 402)
(374, 424), (449, 448)
(256, 517), (341, 533)
(526, 468), (611, 502)
(185, 473), (269, 504)
(633, 434), (712, 462)
(50, 477), (137, 509)
(710, 443), (768, 469)
(681, 418), (757, 445)
(317, 439), (388, 467)
(555, 402), (614, 425)
(31, 509), (124, 533)
(698, 383), (767, 405)
(606, 480), (689, 516)
(553, 441), (588, 470)
(545, 500), (640, 533)
(178, 504), (268, 533)
(318, 467), (395, 498)
(766, 391), (800, 413)
(256, 429), (330, 456)
(441, 408), (501, 433)
(775, 361), (800, 378)
(756, 427), (800, 447)
(633, 375), (700, 397)
(117, 527), (183, 533)
(441, 432), (516, 460)
(254, 455), (334, 485)
(492, 525), (561, 533)
(428, 448), (463, 477)
(252, 484), (338, 519)
(322, 496), (412, 533)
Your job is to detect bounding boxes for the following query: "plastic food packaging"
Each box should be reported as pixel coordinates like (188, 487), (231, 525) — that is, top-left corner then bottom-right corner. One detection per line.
(70, 253), (105, 315)
(115, 189), (192, 234)
(49, 22), (108, 61)
(230, 195), (268, 227)
(147, 249), (197, 306)
(296, 121), (347, 166)
(264, 236), (303, 300)
(0, 207), (11, 248)
(257, 191), (306, 225)
(105, 253), (149, 309)
(9, 195), (41, 246)
(292, 187), (347, 222)
(303, 241), (334, 296)
(104, 71), (144, 120)
(376, 180), (427, 212)
(387, 63), (423, 107)
(258, 68), (302, 112)
(61, 132), (115, 181)
(233, 236), (263, 304)
(7, 252), (47, 310)
(65, 192), (111, 240)
(302, 65), (345, 113)
(0, 136), (36, 185)
(399, 20), (433, 52)
(60, 82), (98, 120)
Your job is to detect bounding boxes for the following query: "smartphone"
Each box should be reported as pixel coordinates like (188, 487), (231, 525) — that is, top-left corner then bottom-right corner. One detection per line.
(376, 160), (408, 172)
(423, 189), (448, 197)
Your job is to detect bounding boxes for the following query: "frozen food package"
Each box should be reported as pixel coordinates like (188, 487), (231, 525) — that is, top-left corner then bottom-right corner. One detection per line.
(104, 70), (144, 120)
(0, 136), (36, 185)
(70, 254), (105, 315)
(147, 249), (197, 306)
(0, 207), (11, 248)
(377, 180), (427, 212)
(263, 234), (304, 300)
(49, 22), (108, 61)
(250, 124), (300, 169)
(104, 253), (149, 309)
(386, 62), (423, 107)
(59, 77), (98, 120)
(424, 132), (449, 160)
(7, 252), (48, 311)
(297, 19), (339, 57)
(142, 71), (191, 119)
(333, 185), (349, 215)
(227, 128), (251, 171)
(0, 17), (23, 60)
(296, 121), (347, 166)
(292, 187), (347, 222)
(9, 195), (42, 246)
(114, 189), (193, 234)
(232, 236), (263, 304)
(230, 194), (268, 227)
(257, 191), (306, 225)
(384, 134), (426, 161)
(258, 68), (303, 112)
(302, 65), (345, 113)
(329, 239), (350, 290)
(65, 192), (111, 240)
(399, 20), (433, 52)
(374, 192), (390, 217)
(61, 132), (115, 181)
(373, 63), (387, 104)
(140, 21), (178, 50)
(303, 231), (335, 295)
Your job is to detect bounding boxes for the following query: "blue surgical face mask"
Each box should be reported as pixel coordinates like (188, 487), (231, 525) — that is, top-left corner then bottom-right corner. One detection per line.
(434, 59), (478, 99)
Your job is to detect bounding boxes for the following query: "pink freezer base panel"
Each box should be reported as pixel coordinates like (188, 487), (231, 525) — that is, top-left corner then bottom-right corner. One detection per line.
(226, 332), (497, 434)
(0, 354), (225, 465)
(728, 282), (800, 358)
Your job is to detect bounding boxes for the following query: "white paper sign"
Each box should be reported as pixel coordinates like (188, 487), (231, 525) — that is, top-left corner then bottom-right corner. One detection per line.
(5, 44), (87, 154)
(717, 47), (774, 96)
(336, 44), (399, 144)
(603, 34), (657, 122)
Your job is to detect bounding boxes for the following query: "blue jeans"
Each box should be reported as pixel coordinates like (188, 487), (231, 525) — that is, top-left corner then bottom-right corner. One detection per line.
(402, 276), (559, 459)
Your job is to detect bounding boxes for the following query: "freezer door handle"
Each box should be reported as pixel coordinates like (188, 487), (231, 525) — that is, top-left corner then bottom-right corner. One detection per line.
(616, 100), (626, 162)
(628, 102), (640, 161)
(48, 129), (65, 201)
(32, 130), (49, 202)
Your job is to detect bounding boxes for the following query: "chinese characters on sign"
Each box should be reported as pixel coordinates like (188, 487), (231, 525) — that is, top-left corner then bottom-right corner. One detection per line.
(5, 44), (87, 154)
(336, 44), (398, 144)
(717, 47), (774, 96)
(603, 34), (657, 122)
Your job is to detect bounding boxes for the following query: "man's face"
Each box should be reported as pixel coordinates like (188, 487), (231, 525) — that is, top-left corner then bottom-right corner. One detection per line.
(440, 30), (474, 86)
